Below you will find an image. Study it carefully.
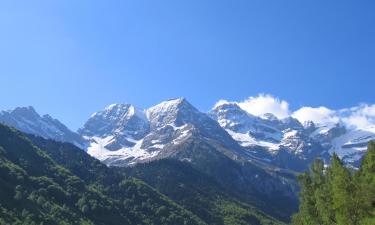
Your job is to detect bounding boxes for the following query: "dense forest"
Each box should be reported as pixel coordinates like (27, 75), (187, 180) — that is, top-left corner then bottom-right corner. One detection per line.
(292, 141), (375, 225)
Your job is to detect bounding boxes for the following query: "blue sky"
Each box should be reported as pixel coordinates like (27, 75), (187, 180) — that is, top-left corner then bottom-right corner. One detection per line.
(1, 1), (374, 130)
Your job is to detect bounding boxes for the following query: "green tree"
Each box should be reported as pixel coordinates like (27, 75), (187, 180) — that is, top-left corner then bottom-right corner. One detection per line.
(356, 141), (375, 224)
(311, 159), (335, 225)
(329, 154), (363, 225)
(292, 172), (319, 225)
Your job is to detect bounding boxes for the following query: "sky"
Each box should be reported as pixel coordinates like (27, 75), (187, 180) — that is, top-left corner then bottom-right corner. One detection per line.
(0, 0), (374, 130)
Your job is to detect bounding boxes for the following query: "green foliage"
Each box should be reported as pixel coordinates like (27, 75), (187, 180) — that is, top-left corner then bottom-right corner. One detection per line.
(292, 141), (375, 225)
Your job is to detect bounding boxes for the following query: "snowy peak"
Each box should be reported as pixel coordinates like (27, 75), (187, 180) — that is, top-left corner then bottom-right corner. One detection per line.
(0, 106), (85, 148)
(210, 101), (256, 127)
(82, 98), (245, 166)
(79, 103), (149, 140)
(147, 98), (201, 129)
(211, 99), (375, 168)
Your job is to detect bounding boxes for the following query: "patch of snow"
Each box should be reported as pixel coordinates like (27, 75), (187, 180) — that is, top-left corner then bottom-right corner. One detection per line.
(226, 129), (280, 151)
(87, 136), (160, 162)
(147, 98), (184, 119)
(150, 144), (165, 149)
(283, 130), (298, 139)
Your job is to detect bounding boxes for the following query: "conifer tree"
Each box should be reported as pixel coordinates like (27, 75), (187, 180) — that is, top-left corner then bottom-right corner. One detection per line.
(293, 143), (375, 225)
(292, 172), (319, 225)
(311, 159), (335, 225)
(329, 154), (360, 225)
(356, 141), (375, 224)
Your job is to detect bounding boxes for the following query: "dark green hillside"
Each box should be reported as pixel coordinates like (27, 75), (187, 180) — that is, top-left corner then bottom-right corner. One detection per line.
(0, 124), (205, 225)
(125, 159), (284, 225)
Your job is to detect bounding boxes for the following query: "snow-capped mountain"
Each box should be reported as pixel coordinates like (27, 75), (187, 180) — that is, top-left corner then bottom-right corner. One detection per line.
(209, 101), (375, 169)
(209, 101), (324, 170)
(81, 98), (245, 166)
(79, 103), (150, 150)
(308, 122), (375, 167)
(0, 106), (86, 148)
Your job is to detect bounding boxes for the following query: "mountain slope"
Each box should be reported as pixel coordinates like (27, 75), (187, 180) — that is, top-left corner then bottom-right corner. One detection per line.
(125, 159), (284, 225)
(0, 123), (205, 225)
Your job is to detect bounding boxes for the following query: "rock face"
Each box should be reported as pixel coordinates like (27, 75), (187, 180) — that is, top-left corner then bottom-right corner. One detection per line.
(0, 106), (86, 148)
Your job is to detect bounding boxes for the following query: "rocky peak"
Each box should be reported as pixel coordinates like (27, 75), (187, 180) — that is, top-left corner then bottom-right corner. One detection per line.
(79, 103), (149, 139)
(0, 106), (85, 148)
(147, 98), (202, 129)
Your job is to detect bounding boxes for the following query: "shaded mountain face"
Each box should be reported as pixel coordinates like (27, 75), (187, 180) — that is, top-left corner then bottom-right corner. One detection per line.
(0, 106), (86, 148)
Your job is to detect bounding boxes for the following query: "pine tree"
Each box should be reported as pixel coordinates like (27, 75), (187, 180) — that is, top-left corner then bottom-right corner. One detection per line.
(292, 172), (319, 225)
(311, 159), (335, 225)
(330, 153), (360, 225)
(356, 141), (375, 224)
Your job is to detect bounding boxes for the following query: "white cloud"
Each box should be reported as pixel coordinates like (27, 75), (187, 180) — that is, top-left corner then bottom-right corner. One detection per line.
(292, 106), (339, 125)
(292, 104), (375, 130)
(213, 94), (375, 130)
(341, 104), (375, 129)
(238, 94), (290, 119)
(214, 99), (231, 108)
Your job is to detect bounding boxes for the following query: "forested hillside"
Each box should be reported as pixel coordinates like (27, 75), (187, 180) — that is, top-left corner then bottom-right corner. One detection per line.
(0, 124), (205, 225)
(125, 159), (284, 225)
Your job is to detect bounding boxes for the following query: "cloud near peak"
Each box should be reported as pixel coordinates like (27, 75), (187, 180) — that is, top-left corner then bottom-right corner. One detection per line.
(214, 94), (375, 130)
(238, 94), (290, 119)
(292, 106), (339, 125)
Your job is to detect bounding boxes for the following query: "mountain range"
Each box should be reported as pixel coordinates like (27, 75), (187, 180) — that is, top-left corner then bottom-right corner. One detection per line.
(1, 98), (373, 171)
